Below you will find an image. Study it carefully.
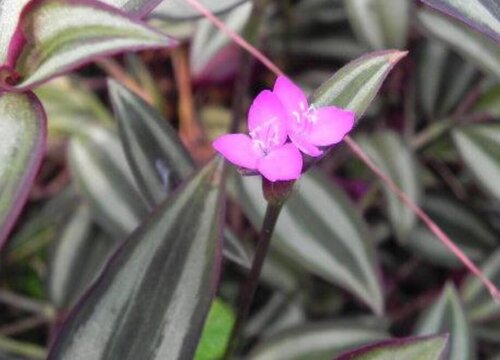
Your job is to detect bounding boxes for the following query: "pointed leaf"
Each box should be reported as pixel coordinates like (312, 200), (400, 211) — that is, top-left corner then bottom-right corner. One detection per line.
(151, 0), (248, 20)
(335, 334), (449, 360)
(357, 131), (420, 239)
(415, 283), (475, 360)
(452, 125), (500, 202)
(68, 126), (150, 238)
(108, 79), (195, 205)
(310, 50), (407, 120)
(48, 205), (115, 309)
(344, 0), (410, 50)
(420, 0), (500, 42)
(249, 322), (387, 360)
(461, 250), (500, 322)
(7, 0), (177, 91)
(48, 159), (225, 360)
(418, 8), (500, 80)
(234, 169), (384, 315)
(407, 196), (496, 268)
(0, 92), (46, 248)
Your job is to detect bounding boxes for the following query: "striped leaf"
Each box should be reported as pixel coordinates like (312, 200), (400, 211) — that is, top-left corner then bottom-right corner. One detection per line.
(418, 8), (500, 80)
(310, 50), (407, 120)
(452, 125), (500, 202)
(235, 170), (384, 315)
(108, 79), (195, 205)
(335, 334), (449, 360)
(415, 283), (475, 360)
(48, 159), (225, 360)
(421, 0), (500, 42)
(461, 250), (500, 323)
(6, 0), (177, 90)
(48, 205), (115, 309)
(357, 131), (420, 240)
(407, 196), (496, 268)
(68, 126), (150, 238)
(249, 322), (387, 360)
(0, 92), (46, 248)
(190, 2), (252, 81)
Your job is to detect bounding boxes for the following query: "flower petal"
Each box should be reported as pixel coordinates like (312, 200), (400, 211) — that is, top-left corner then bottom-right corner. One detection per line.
(273, 75), (308, 116)
(213, 134), (262, 169)
(248, 90), (287, 146)
(257, 143), (303, 182)
(307, 106), (355, 146)
(289, 133), (323, 157)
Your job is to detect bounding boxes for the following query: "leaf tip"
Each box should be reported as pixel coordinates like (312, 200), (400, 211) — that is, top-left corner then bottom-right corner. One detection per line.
(388, 50), (408, 64)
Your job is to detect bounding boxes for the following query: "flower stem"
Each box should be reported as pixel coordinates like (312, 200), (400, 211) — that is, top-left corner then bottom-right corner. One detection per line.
(224, 201), (284, 359)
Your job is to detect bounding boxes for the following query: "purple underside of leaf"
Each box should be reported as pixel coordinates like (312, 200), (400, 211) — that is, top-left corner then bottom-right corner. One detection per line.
(1, 0), (178, 91)
(420, 0), (500, 43)
(0, 92), (47, 249)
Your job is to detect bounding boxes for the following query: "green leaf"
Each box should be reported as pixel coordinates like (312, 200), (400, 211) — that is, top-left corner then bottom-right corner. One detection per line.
(452, 125), (500, 202)
(48, 205), (116, 309)
(249, 321), (387, 360)
(108, 79), (195, 205)
(344, 0), (410, 50)
(415, 283), (475, 360)
(194, 298), (235, 360)
(9, 0), (177, 90)
(407, 196), (496, 268)
(0, 92), (46, 248)
(418, 8), (500, 80)
(421, 0), (500, 42)
(151, 0), (248, 19)
(310, 50), (407, 120)
(335, 334), (449, 360)
(190, 2), (252, 79)
(48, 159), (225, 360)
(234, 169), (384, 315)
(68, 126), (150, 238)
(461, 250), (500, 322)
(356, 131), (420, 239)
(0, 0), (30, 64)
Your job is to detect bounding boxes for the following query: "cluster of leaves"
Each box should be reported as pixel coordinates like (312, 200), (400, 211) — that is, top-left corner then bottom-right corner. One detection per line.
(0, 0), (498, 359)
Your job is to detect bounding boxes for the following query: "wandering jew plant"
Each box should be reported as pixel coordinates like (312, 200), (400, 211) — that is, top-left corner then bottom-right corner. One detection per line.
(0, 0), (499, 359)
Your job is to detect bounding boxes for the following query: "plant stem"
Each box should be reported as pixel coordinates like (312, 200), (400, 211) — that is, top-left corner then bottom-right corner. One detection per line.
(224, 202), (284, 359)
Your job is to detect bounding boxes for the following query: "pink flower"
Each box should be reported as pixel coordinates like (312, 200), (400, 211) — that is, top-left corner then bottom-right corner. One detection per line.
(273, 76), (355, 157)
(213, 90), (302, 182)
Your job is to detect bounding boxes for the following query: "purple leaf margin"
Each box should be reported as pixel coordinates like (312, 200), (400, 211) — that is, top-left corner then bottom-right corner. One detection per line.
(420, 0), (500, 43)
